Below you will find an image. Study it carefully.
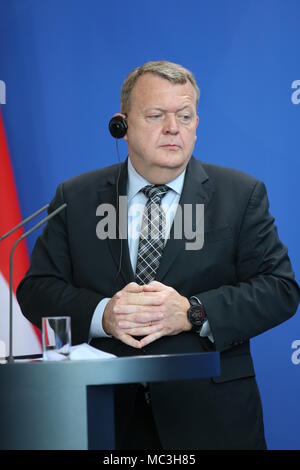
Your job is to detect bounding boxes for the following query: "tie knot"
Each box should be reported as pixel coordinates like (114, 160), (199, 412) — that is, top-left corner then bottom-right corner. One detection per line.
(141, 184), (169, 203)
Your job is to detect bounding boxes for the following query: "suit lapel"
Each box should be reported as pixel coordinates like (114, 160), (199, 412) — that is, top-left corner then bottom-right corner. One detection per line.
(96, 160), (135, 285)
(155, 157), (215, 283)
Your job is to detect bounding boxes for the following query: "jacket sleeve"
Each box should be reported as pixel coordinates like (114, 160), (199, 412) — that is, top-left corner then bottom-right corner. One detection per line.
(16, 183), (103, 345)
(194, 180), (300, 352)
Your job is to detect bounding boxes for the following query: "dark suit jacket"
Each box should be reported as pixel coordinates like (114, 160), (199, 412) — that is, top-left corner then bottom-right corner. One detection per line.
(17, 157), (299, 449)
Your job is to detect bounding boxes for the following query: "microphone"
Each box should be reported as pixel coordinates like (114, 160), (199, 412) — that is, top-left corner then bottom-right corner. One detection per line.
(0, 203), (50, 241)
(7, 202), (67, 364)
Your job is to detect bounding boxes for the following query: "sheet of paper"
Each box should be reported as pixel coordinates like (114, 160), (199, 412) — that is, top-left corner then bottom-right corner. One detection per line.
(70, 343), (117, 360)
(11, 343), (117, 362)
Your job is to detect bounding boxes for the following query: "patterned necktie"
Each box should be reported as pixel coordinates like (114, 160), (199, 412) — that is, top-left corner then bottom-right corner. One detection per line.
(135, 184), (169, 285)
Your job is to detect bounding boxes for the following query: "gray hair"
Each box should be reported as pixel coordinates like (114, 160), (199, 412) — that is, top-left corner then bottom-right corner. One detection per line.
(121, 60), (200, 114)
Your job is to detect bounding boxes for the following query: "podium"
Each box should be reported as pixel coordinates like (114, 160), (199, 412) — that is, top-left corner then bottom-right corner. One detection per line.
(0, 352), (220, 450)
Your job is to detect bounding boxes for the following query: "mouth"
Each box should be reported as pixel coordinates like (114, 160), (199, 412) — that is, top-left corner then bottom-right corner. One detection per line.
(160, 144), (181, 150)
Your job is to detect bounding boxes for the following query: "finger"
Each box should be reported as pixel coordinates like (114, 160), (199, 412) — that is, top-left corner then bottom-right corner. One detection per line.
(117, 332), (143, 349)
(115, 291), (123, 299)
(118, 320), (141, 329)
(118, 318), (162, 329)
(142, 281), (167, 292)
(139, 330), (164, 347)
(114, 305), (164, 318)
(122, 282), (144, 293)
(124, 323), (163, 337)
(117, 292), (162, 306)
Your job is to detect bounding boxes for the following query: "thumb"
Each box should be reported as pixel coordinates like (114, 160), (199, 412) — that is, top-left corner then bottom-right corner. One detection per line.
(122, 282), (144, 293)
(142, 282), (158, 291)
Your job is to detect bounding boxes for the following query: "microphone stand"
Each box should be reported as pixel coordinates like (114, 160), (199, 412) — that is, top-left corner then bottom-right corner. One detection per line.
(0, 204), (49, 241)
(7, 203), (67, 364)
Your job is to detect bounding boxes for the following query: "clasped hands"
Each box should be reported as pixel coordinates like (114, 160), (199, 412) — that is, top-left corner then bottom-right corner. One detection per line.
(102, 281), (192, 349)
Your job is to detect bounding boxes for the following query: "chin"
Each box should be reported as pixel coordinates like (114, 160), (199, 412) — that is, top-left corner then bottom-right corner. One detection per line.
(155, 152), (187, 169)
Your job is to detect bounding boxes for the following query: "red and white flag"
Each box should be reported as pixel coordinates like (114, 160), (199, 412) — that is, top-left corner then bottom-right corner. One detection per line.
(0, 108), (41, 358)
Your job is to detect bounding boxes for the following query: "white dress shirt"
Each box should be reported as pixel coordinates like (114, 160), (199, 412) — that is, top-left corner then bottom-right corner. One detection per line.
(90, 157), (214, 342)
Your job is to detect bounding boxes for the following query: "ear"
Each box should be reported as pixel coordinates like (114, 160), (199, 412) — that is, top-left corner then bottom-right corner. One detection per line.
(112, 112), (127, 119)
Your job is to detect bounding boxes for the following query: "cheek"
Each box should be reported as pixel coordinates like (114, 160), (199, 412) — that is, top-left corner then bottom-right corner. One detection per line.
(129, 129), (154, 156)
(143, 128), (162, 147)
(183, 130), (197, 146)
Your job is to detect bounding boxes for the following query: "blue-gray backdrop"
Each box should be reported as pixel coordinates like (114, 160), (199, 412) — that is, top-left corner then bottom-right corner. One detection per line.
(0, 0), (299, 449)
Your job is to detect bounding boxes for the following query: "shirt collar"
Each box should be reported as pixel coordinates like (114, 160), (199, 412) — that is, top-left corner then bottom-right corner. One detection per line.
(127, 156), (186, 202)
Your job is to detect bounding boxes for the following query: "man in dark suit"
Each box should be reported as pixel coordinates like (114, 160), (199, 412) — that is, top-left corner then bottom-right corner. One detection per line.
(17, 61), (299, 450)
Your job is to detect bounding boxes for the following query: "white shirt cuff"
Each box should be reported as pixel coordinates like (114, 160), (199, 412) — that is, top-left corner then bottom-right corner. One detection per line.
(89, 297), (112, 339)
(200, 320), (215, 343)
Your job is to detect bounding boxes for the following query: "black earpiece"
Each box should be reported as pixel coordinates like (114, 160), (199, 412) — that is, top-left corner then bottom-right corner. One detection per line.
(108, 115), (128, 139)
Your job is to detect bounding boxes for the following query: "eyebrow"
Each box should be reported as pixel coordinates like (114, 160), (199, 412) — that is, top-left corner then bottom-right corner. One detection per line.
(145, 105), (193, 113)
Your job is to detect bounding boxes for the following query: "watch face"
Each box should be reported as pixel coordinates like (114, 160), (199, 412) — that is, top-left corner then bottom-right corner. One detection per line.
(189, 305), (206, 327)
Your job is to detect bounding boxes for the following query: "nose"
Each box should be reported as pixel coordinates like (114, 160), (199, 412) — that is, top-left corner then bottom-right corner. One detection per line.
(162, 113), (179, 135)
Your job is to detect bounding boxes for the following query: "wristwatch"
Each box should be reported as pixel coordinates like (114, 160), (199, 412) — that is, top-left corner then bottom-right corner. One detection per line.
(187, 297), (207, 333)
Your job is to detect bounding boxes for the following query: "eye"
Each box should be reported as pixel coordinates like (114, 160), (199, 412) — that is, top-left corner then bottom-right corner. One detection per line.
(177, 113), (192, 123)
(148, 114), (163, 119)
(146, 114), (164, 123)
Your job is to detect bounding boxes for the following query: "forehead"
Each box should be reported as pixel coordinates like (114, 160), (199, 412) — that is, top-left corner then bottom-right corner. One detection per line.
(130, 73), (197, 110)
